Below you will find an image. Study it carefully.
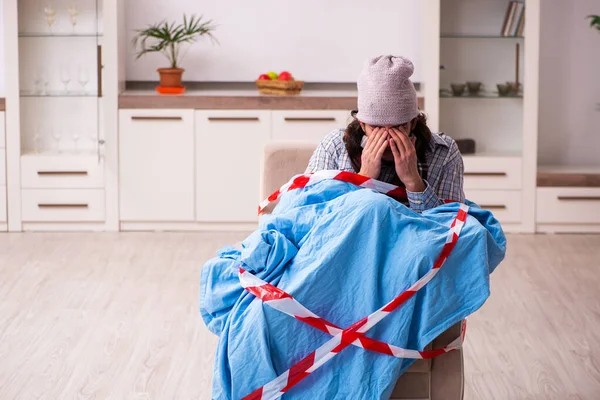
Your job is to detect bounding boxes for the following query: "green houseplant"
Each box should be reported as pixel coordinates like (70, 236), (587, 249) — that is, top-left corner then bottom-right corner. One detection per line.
(132, 14), (217, 89)
(587, 15), (600, 32)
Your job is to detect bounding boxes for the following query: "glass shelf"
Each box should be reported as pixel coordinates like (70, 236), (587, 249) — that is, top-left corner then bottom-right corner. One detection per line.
(21, 150), (98, 157)
(19, 32), (102, 38)
(440, 92), (523, 99)
(20, 91), (98, 98)
(441, 34), (524, 39)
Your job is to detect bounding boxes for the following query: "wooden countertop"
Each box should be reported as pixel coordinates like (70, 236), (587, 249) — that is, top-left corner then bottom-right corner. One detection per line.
(537, 166), (600, 187)
(119, 82), (424, 110)
(0, 98), (5, 111)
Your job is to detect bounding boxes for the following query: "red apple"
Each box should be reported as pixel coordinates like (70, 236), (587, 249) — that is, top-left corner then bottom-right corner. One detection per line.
(278, 71), (293, 81)
(258, 74), (271, 80)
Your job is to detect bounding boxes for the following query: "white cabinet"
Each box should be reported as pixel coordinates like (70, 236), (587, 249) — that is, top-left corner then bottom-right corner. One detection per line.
(462, 156), (522, 190)
(0, 112), (5, 147)
(465, 190), (522, 223)
(119, 109), (195, 222)
(271, 110), (350, 142)
(195, 110), (271, 222)
(0, 151), (5, 186)
(461, 155), (523, 230)
(0, 189), (6, 223)
(21, 189), (105, 222)
(0, 112), (6, 225)
(537, 188), (600, 225)
(21, 154), (104, 189)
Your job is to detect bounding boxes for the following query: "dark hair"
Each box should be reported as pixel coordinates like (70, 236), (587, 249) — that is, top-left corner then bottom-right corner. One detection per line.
(343, 110), (433, 178)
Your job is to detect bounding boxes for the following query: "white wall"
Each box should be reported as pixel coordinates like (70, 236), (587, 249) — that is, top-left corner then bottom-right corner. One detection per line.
(539, 0), (600, 166)
(0, 0), (5, 96)
(125, 0), (423, 83)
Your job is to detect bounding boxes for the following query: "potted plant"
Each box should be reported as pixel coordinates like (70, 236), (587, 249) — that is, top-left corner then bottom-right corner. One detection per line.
(587, 15), (600, 32)
(132, 14), (217, 91)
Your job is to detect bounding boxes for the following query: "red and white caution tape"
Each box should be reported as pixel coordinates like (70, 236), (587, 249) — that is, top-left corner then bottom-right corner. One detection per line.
(239, 267), (465, 360)
(241, 171), (470, 400)
(258, 170), (409, 214)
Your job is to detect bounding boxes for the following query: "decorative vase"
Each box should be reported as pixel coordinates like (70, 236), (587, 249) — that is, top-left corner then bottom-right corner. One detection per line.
(450, 83), (466, 97)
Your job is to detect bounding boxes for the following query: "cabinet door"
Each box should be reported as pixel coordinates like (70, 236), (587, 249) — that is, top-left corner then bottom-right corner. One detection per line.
(119, 109), (195, 222)
(0, 112), (5, 148)
(271, 110), (351, 142)
(195, 110), (271, 222)
(0, 187), (6, 222)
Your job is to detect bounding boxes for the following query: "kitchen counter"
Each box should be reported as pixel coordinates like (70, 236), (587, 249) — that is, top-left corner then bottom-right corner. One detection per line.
(0, 98), (5, 111)
(119, 82), (424, 110)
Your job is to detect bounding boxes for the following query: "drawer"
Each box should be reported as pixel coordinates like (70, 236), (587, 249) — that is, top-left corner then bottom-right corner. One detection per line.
(462, 156), (522, 190)
(21, 189), (105, 222)
(0, 112), (5, 147)
(537, 187), (600, 224)
(466, 189), (522, 223)
(271, 110), (350, 142)
(0, 186), (6, 222)
(0, 151), (5, 185)
(21, 155), (104, 189)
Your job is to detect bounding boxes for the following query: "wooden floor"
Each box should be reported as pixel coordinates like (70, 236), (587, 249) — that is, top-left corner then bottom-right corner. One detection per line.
(0, 232), (599, 399)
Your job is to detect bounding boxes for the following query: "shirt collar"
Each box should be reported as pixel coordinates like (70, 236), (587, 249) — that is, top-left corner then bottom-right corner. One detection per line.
(428, 133), (450, 151)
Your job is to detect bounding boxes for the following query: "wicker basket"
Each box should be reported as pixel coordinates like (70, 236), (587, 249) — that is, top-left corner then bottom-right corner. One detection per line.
(255, 79), (304, 95)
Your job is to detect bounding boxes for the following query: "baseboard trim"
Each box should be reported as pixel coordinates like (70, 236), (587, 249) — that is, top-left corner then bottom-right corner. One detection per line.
(120, 221), (258, 232)
(536, 224), (600, 234)
(21, 222), (108, 232)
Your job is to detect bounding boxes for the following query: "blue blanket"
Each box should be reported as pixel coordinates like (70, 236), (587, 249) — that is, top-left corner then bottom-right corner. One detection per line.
(200, 179), (506, 400)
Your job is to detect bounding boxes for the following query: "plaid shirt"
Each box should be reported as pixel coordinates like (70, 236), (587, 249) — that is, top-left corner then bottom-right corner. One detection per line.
(305, 129), (465, 212)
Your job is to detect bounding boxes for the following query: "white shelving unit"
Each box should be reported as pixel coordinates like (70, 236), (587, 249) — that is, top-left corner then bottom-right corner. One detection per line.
(535, 0), (600, 233)
(423, 0), (539, 233)
(3, 0), (120, 231)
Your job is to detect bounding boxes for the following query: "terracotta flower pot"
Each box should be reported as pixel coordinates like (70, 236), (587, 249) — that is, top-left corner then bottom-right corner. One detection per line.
(157, 68), (185, 88)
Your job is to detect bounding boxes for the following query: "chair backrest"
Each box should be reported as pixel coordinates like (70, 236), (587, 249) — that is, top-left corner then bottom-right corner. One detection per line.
(260, 141), (318, 200)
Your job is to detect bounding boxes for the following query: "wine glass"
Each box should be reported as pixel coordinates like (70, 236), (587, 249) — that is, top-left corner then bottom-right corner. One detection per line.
(60, 65), (71, 94)
(33, 132), (41, 154)
(32, 70), (42, 95)
(72, 132), (80, 152)
(52, 132), (63, 153)
(68, 6), (78, 32)
(39, 70), (49, 96)
(89, 132), (97, 153)
(44, 6), (56, 33)
(78, 65), (89, 94)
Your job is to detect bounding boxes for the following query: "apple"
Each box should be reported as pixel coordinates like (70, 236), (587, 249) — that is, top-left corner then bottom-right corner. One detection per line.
(278, 71), (293, 81)
(267, 71), (279, 80)
(258, 74), (271, 80)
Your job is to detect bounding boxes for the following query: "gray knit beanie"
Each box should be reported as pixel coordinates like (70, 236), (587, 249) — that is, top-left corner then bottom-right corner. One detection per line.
(355, 55), (419, 126)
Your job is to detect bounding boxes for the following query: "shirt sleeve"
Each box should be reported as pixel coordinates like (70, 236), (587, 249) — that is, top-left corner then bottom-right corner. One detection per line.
(406, 142), (465, 212)
(304, 135), (339, 174)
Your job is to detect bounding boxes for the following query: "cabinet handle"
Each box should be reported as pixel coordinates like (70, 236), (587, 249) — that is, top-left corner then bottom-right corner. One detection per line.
(284, 117), (337, 122)
(207, 117), (260, 122)
(97, 45), (102, 98)
(464, 172), (507, 177)
(38, 204), (89, 209)
(131, 116), (183, 121)
(557, 196), (600, 201)
(37, 171), (88, 176)
(480, 205), (507, 210)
